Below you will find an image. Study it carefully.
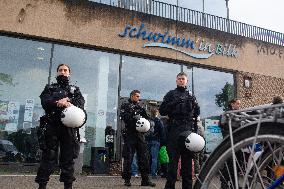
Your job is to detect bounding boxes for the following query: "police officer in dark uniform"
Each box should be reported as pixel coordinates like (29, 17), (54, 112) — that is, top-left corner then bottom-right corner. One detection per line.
(35, 64), (85, 189)
(120, 90), (156, 187)
(159, 72), (200, 189)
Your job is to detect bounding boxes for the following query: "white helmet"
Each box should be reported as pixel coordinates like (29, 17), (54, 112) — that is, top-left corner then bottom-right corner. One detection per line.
(185, 133), (205, 152)
(61, 106), (87, 128)
(136, 118), (150, 133)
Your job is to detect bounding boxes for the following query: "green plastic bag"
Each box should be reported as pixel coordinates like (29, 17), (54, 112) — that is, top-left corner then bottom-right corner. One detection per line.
(158, 146), (169, 164)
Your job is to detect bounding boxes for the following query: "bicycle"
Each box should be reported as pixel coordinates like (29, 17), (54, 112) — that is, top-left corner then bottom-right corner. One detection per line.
(194, 103), (284, 189)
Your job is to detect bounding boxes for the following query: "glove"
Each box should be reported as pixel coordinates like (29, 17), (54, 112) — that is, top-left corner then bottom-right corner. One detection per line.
(133, 114), (141, 121)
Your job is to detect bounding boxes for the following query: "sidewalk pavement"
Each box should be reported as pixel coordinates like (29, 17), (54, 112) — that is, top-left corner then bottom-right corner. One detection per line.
(0, 175), (182, 189)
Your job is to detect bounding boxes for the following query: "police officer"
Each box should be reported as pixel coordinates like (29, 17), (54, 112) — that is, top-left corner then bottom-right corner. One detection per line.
(159, 72), (200, 189)
(220, 98), (241, 137)
(120, 90), (156, 187)
(35, 64), (85, 189)
(145, 108), (166, 178)
(193, 116), (204, 175)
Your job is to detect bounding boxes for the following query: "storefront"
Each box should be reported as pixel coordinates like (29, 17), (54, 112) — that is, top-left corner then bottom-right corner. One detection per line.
(0, 0), (283, 174)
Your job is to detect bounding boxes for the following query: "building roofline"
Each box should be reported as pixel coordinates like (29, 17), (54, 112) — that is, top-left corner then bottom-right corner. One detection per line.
(90, 0), (284, 46)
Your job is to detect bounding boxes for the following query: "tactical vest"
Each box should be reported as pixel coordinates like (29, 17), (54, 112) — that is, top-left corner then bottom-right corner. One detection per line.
(44, 83), (77, 115)
(170, 90), (195, 119)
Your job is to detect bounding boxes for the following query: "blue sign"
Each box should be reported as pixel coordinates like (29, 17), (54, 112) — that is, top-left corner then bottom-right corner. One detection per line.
(119, 23), (238, 59)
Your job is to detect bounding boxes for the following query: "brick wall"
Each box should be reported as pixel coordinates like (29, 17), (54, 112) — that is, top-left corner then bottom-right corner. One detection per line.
(236, 72), (284, 108)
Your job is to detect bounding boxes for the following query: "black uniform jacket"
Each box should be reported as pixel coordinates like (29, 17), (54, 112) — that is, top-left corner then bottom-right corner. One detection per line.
(40, 83), (85, 120)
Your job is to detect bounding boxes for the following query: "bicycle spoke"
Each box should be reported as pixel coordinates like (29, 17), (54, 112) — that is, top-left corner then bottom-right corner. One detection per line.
(194, 104), (284, 189)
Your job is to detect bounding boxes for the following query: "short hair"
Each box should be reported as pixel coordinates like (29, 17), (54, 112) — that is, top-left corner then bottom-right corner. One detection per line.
(150, 107), (159, 117)
(176, 72), (188, 78)
(130, 90), (140, 97)
(57, 64), (71, 72)
(228, 98), (240, 109)
(272, 96), (283, 104)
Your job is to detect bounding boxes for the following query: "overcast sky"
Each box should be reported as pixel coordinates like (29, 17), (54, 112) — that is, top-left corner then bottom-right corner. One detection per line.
(162, 0), (284, 34)
(229, 0), (284, 33)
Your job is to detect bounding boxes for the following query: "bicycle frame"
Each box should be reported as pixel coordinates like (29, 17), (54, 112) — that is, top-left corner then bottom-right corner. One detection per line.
(267, 173), (284, 189)
(225, 103), (284, 189)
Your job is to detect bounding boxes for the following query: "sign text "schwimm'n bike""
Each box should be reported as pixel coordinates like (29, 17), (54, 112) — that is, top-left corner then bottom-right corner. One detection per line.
(119, 23), (238, 59)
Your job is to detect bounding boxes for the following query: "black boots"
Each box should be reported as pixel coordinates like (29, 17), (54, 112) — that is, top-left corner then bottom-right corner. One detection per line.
(64, 182), (73, 189)
(141, 180), (156, 187)
(38, 182), (72, 189)
(38, 183), (47, 189)
(124, 179), (131, 187)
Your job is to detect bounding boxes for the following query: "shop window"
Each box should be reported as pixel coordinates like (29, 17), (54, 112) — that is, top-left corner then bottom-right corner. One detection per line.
(121, 56), (181, 101)
(0, 36), (51, 167)
(0, 35), (120, 170)
(52, 45), (120, 165)
(184, 67), (234, 153)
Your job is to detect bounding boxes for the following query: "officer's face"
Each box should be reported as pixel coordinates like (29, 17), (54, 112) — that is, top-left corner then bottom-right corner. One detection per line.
(57, 65), (70, 77)
(176, 75), (188, 87)
(130, 93), (140, 103)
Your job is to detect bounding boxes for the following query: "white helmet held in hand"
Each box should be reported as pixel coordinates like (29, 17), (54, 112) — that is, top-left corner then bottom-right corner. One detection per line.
(185, 132), (205, 152)
(61, 105), (87, 128)
(136, 117), (150, 133)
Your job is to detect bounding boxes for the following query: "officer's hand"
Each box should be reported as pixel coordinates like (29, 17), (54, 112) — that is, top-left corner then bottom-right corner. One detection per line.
(56, 98), (71, 108)
(65, 102), (72, 107)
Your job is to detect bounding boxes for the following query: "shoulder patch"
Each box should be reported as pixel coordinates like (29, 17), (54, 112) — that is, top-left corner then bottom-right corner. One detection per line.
(70, 86), (76, 94)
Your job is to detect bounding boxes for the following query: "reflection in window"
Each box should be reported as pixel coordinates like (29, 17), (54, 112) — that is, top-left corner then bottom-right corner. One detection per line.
(52, 45), (120, 164)
(185, 67), (234, 118)
(0, 36), (121, 168)
(0, 35), (235, 171)
(121, 56), (234, 119)
(0, 36), (51, 164)
(121, 56), (181, 101)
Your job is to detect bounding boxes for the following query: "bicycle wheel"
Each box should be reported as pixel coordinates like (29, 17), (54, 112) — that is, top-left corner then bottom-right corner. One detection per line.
(194, 122), (284, 189)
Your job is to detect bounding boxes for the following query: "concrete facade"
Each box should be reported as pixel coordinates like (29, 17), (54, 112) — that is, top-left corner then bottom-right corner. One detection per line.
(0, 0), (283, 107)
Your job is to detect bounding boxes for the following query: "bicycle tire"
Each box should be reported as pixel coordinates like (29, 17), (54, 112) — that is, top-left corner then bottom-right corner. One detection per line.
(194, 121), (284, 189)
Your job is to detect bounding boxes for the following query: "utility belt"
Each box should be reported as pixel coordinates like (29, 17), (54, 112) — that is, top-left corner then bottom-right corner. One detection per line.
(37, 115), (50, 150)
(170, 117), (193, 125)
(37, 114), (81, 150)
(122, 127), (143, 140)
(45, 111), (62, 122)
(168, 117), (195, 133)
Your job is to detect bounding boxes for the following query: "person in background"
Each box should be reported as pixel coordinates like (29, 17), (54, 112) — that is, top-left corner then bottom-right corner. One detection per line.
(120, 90), (156, 187)
(193, 116), (205, 175)
(229, 98), (241, 111)
(159, 116), (170, 178)
(145, 108), (166, 179)
(219, 98), (242, 189)
(272, 96), (283, 104)
(220, 98), (241, 138)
